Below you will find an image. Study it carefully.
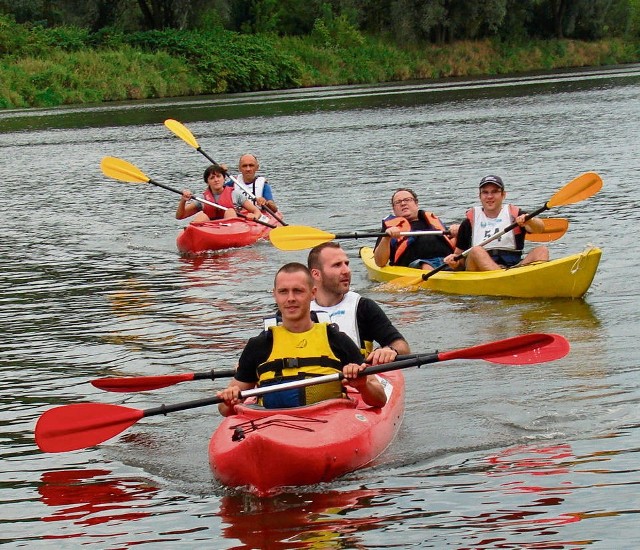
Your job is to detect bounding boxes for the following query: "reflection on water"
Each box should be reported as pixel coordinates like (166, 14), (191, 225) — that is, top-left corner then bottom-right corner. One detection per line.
(107, 277), (155, 318)
(486, 443), (574, 480)
(220, 487), (397, 549)
(39, 469), (157, 528)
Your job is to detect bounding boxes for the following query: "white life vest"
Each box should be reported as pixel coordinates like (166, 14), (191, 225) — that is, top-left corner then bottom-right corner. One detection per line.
(471, 205), (517, 251)
(310, 291), (361, 347)
(235, 174), (267, 199)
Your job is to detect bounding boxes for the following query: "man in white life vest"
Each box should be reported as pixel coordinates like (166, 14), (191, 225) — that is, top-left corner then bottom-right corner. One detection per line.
(444, 175), (549, 271)
(308, 242), (410, 365)
(233, 153), (278, 213)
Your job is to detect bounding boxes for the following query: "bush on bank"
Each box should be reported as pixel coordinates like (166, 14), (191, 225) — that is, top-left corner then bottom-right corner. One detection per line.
(1, 14), (639, 109)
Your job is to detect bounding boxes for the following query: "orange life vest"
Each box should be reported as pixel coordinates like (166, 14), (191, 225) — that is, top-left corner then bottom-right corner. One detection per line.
(384, 211), (455, 264)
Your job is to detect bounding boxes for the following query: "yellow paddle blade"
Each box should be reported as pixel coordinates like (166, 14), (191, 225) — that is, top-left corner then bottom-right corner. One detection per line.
(525, 218), (569, 242)
(100, 157), (150, 184)
(164, 119), (199, 149)
(547, 172), (602, 208)
(380, 275), (426, 290)
(269, 225), (335, 251)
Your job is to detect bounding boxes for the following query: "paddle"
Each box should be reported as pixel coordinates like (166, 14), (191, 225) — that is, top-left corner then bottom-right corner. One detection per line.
(90, 354), (430, 392)
(36, 333), (568, 453)
(100, 156), (276, 229)
(164, 119), (287, 226)
(92, 368), (238, 392)
(391, 172), (601, 287)
(270, 225), (450, 251)
(270, 219), (566, 251)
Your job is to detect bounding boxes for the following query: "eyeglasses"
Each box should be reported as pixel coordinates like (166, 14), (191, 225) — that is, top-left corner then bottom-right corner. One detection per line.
(392, 197), (415, 206)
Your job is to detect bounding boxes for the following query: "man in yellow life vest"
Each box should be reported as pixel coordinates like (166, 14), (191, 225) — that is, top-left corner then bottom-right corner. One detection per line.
(217, 263), (388, 417)
(374, 187), (459, 271)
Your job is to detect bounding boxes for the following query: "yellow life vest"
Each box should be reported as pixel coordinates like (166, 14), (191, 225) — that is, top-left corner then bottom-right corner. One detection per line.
(257, 323), (345, 407)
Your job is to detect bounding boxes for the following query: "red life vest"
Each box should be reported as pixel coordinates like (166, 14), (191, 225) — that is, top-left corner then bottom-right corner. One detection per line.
(384, 211), (455, 264)
(201, 186), (236, 220)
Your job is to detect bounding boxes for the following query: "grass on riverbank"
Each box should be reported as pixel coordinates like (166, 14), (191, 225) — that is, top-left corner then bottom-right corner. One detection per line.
(1, 14), (639, 109)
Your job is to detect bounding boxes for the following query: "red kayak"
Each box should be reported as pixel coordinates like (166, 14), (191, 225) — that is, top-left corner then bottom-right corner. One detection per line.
(209, 370), (405, 496)
(176, 215), (276, 254)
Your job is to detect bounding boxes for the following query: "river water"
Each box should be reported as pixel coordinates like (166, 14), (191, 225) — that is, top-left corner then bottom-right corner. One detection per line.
(1, 65), (639, 548)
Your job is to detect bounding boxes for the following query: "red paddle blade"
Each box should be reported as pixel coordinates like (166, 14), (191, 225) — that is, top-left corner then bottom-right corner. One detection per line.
(35, 403), (143, 453)
(91, 373), (196, 392)
(439, 333), (570, 365)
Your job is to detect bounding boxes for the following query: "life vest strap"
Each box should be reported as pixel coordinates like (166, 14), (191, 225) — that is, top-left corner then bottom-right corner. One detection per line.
(257, 355), (342, 377)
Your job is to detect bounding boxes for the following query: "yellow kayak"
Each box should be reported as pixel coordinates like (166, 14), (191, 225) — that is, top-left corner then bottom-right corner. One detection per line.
(359, 246), (602, 299)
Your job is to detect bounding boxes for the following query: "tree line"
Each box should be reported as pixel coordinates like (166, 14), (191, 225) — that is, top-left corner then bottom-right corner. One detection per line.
(1, 0), (639, 42)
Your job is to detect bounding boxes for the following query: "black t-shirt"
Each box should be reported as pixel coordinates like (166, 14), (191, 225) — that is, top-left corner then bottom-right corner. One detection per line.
(376, 211), (453, 267)
(356, 297), (404, 348)
(235, 324), (364, 384)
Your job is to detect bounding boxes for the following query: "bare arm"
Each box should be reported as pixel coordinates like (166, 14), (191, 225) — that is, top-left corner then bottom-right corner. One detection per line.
(342, 363), (387, 407)
(176, 189), (201, 219)
(387, 337), (410, 355)
(373, 226), (403, 267)
(241, 199), (263, 218)
(365, 338), (410, 366)
(519, 214), (544, 234)
(373, 235), (391, 267)
(444, 247), (466, 270)
(216, 379), (255, 417)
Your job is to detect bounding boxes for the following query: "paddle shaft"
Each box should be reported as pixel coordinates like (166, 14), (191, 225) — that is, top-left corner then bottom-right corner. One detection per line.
(93, 357), (423, 392)
(108, 332), (563, 417)
(336, 230), (447, 239)
(141, 353), (439, 418)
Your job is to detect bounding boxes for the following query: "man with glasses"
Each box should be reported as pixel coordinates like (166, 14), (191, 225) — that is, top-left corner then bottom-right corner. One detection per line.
(443, 175), (548, 271)
(373, 188), (459, 270)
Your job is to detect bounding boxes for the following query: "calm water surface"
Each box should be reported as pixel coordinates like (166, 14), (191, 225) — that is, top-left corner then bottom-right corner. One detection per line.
(1, 66), (639, 548)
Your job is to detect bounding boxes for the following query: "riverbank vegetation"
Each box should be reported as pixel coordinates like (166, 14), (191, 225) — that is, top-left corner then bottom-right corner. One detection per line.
(1, 0), (639, 109)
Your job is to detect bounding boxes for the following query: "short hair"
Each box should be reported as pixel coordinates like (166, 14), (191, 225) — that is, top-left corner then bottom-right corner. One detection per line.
(391, 187), (418, 205)
(307, 242), (342, 271)
(274, 262), (313, 287)
(239, 153), (259, 165)
(203, 164), (226, 182)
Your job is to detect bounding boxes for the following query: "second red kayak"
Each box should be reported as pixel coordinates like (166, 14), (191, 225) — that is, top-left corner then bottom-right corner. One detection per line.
(176, 216), (274, 254)
(209, 370), (405, 496)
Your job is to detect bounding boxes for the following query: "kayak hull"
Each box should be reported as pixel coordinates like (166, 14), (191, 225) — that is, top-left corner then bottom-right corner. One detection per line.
(176, 216), (273, 254)
(359, 246), (601, 299)
(209, 371), (404, 496)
